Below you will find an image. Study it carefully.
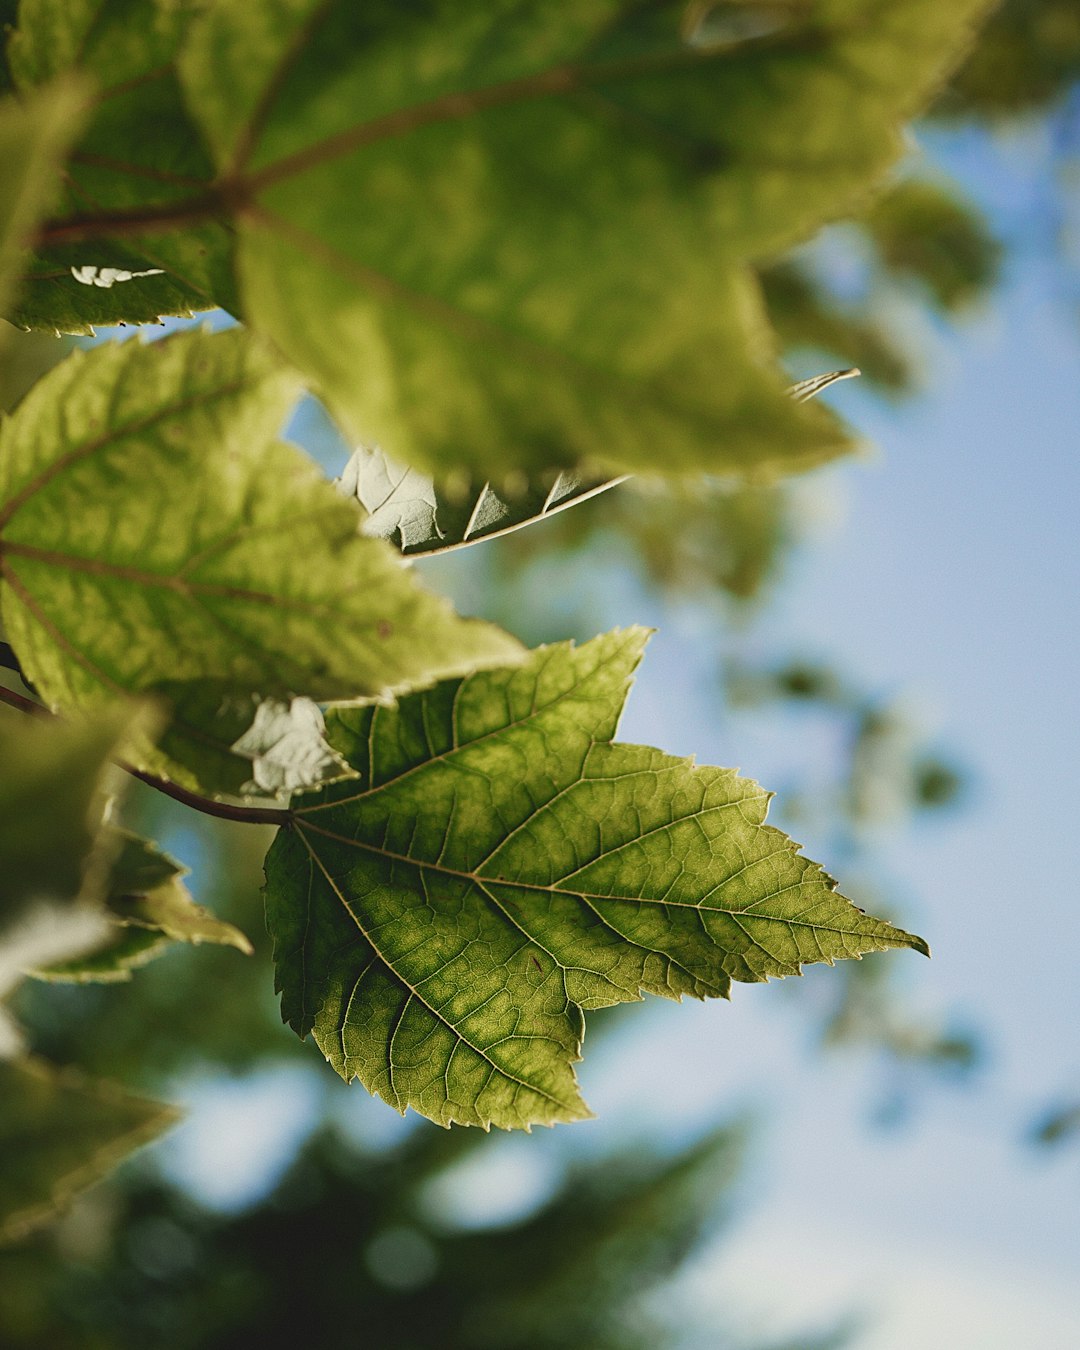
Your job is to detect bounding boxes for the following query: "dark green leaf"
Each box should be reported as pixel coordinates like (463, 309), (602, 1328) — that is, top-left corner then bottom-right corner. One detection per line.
(7, 0), (235, 332)
(0, 1056), (178, 1243)
(0, 79), (88, 320)
(0, 326), (521, 788)
(266, 629), (926, 1129)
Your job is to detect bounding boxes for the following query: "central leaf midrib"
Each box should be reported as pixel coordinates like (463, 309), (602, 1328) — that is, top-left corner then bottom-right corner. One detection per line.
(241, 42), (725, 196)
(295, 819), (890, 942)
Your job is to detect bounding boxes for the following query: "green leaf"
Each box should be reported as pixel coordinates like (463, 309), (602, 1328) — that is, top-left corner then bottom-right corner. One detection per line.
(0, 701), (156, 1048)
(172, 0), (987, 480)
(34, 828), (252, 983)
(6, 0), (235, 333)
(342, 447), (628, 559)
(265, 630), (926, 1130)
(0, 326), (521, 788)
(0, 703), (131, 914)
(0, 79), (89, 321)
(0, 1056), (178, 1243)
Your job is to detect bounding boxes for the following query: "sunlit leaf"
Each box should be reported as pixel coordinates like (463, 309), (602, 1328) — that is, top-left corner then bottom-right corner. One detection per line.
(0, 326), (521, 788)
(0, 1056), (178, 1242)
(170, 0), (987, 481)
(265, 629), (926, 1129)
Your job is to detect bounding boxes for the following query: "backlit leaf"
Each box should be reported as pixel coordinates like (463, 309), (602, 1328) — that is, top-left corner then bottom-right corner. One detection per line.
(265, 629), (926, 1129)
(173, 0), (988, 480)
(0, 326), (521, 788)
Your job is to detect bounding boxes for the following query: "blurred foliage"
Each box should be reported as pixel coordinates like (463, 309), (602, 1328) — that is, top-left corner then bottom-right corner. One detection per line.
(862, 177), (1003, 312)
(0, 1113), (757, 1350)
(452, 163), (1003, 618)
(1029, 1100), (1080, 1148)
(943, 0), (1080, 117)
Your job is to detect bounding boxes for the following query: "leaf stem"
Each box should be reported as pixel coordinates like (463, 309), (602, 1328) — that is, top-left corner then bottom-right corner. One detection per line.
(0, 682), (291, 828)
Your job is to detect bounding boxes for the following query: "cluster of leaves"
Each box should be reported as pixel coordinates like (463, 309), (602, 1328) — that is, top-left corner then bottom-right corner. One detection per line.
(0, 0), (992, 1237)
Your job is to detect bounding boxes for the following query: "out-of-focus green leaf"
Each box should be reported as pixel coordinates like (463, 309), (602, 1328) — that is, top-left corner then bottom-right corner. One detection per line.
(0, 327), (521, 789)
(33, 827), (251, 983)
(943, 0), (1080, 116)
(266, 629), (926, 1129)
(0, 1056), (177, 1243)
(863, 177), (1001, 311)
(761, 260), (912, 394)
(0, 702), (154, 1050)
(1030, 1100), (1080, 1148)
(0, 80), (88, 321)
(0, 704), (131, 913)
(6, 0), (234, 333)
(175, 0), (988, 480)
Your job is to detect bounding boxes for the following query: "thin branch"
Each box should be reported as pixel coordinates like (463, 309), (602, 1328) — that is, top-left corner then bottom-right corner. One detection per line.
(0, 682), (291, 827)
(0, 682), (42, 717)
(120, 762), (291, 826)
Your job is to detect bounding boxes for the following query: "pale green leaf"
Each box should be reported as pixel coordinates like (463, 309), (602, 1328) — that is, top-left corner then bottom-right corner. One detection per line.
(34, 827), (252, 983)
(265, 630), (926, 1130)
(0, 326), (521, 788)
(175, 0), (987, 480)
(6, 0), (235, 332)
(227, 695), (353, 796)
(0, 1056), (178, 1243)
(342, 447), (627, 559)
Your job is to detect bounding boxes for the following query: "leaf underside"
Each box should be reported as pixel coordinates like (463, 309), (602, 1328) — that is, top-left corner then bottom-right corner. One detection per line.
(342, 370), (857, 558)
(266, 630), (926, 1130)
(33, 828), (252, 984)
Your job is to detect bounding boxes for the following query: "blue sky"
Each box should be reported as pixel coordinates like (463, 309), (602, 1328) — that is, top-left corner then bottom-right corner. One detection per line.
(570, 117), (1080, 1347)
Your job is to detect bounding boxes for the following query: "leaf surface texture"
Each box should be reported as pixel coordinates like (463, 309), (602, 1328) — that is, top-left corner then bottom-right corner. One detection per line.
(0, 327), (520, 787)
(266, 630), (926, 1129)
